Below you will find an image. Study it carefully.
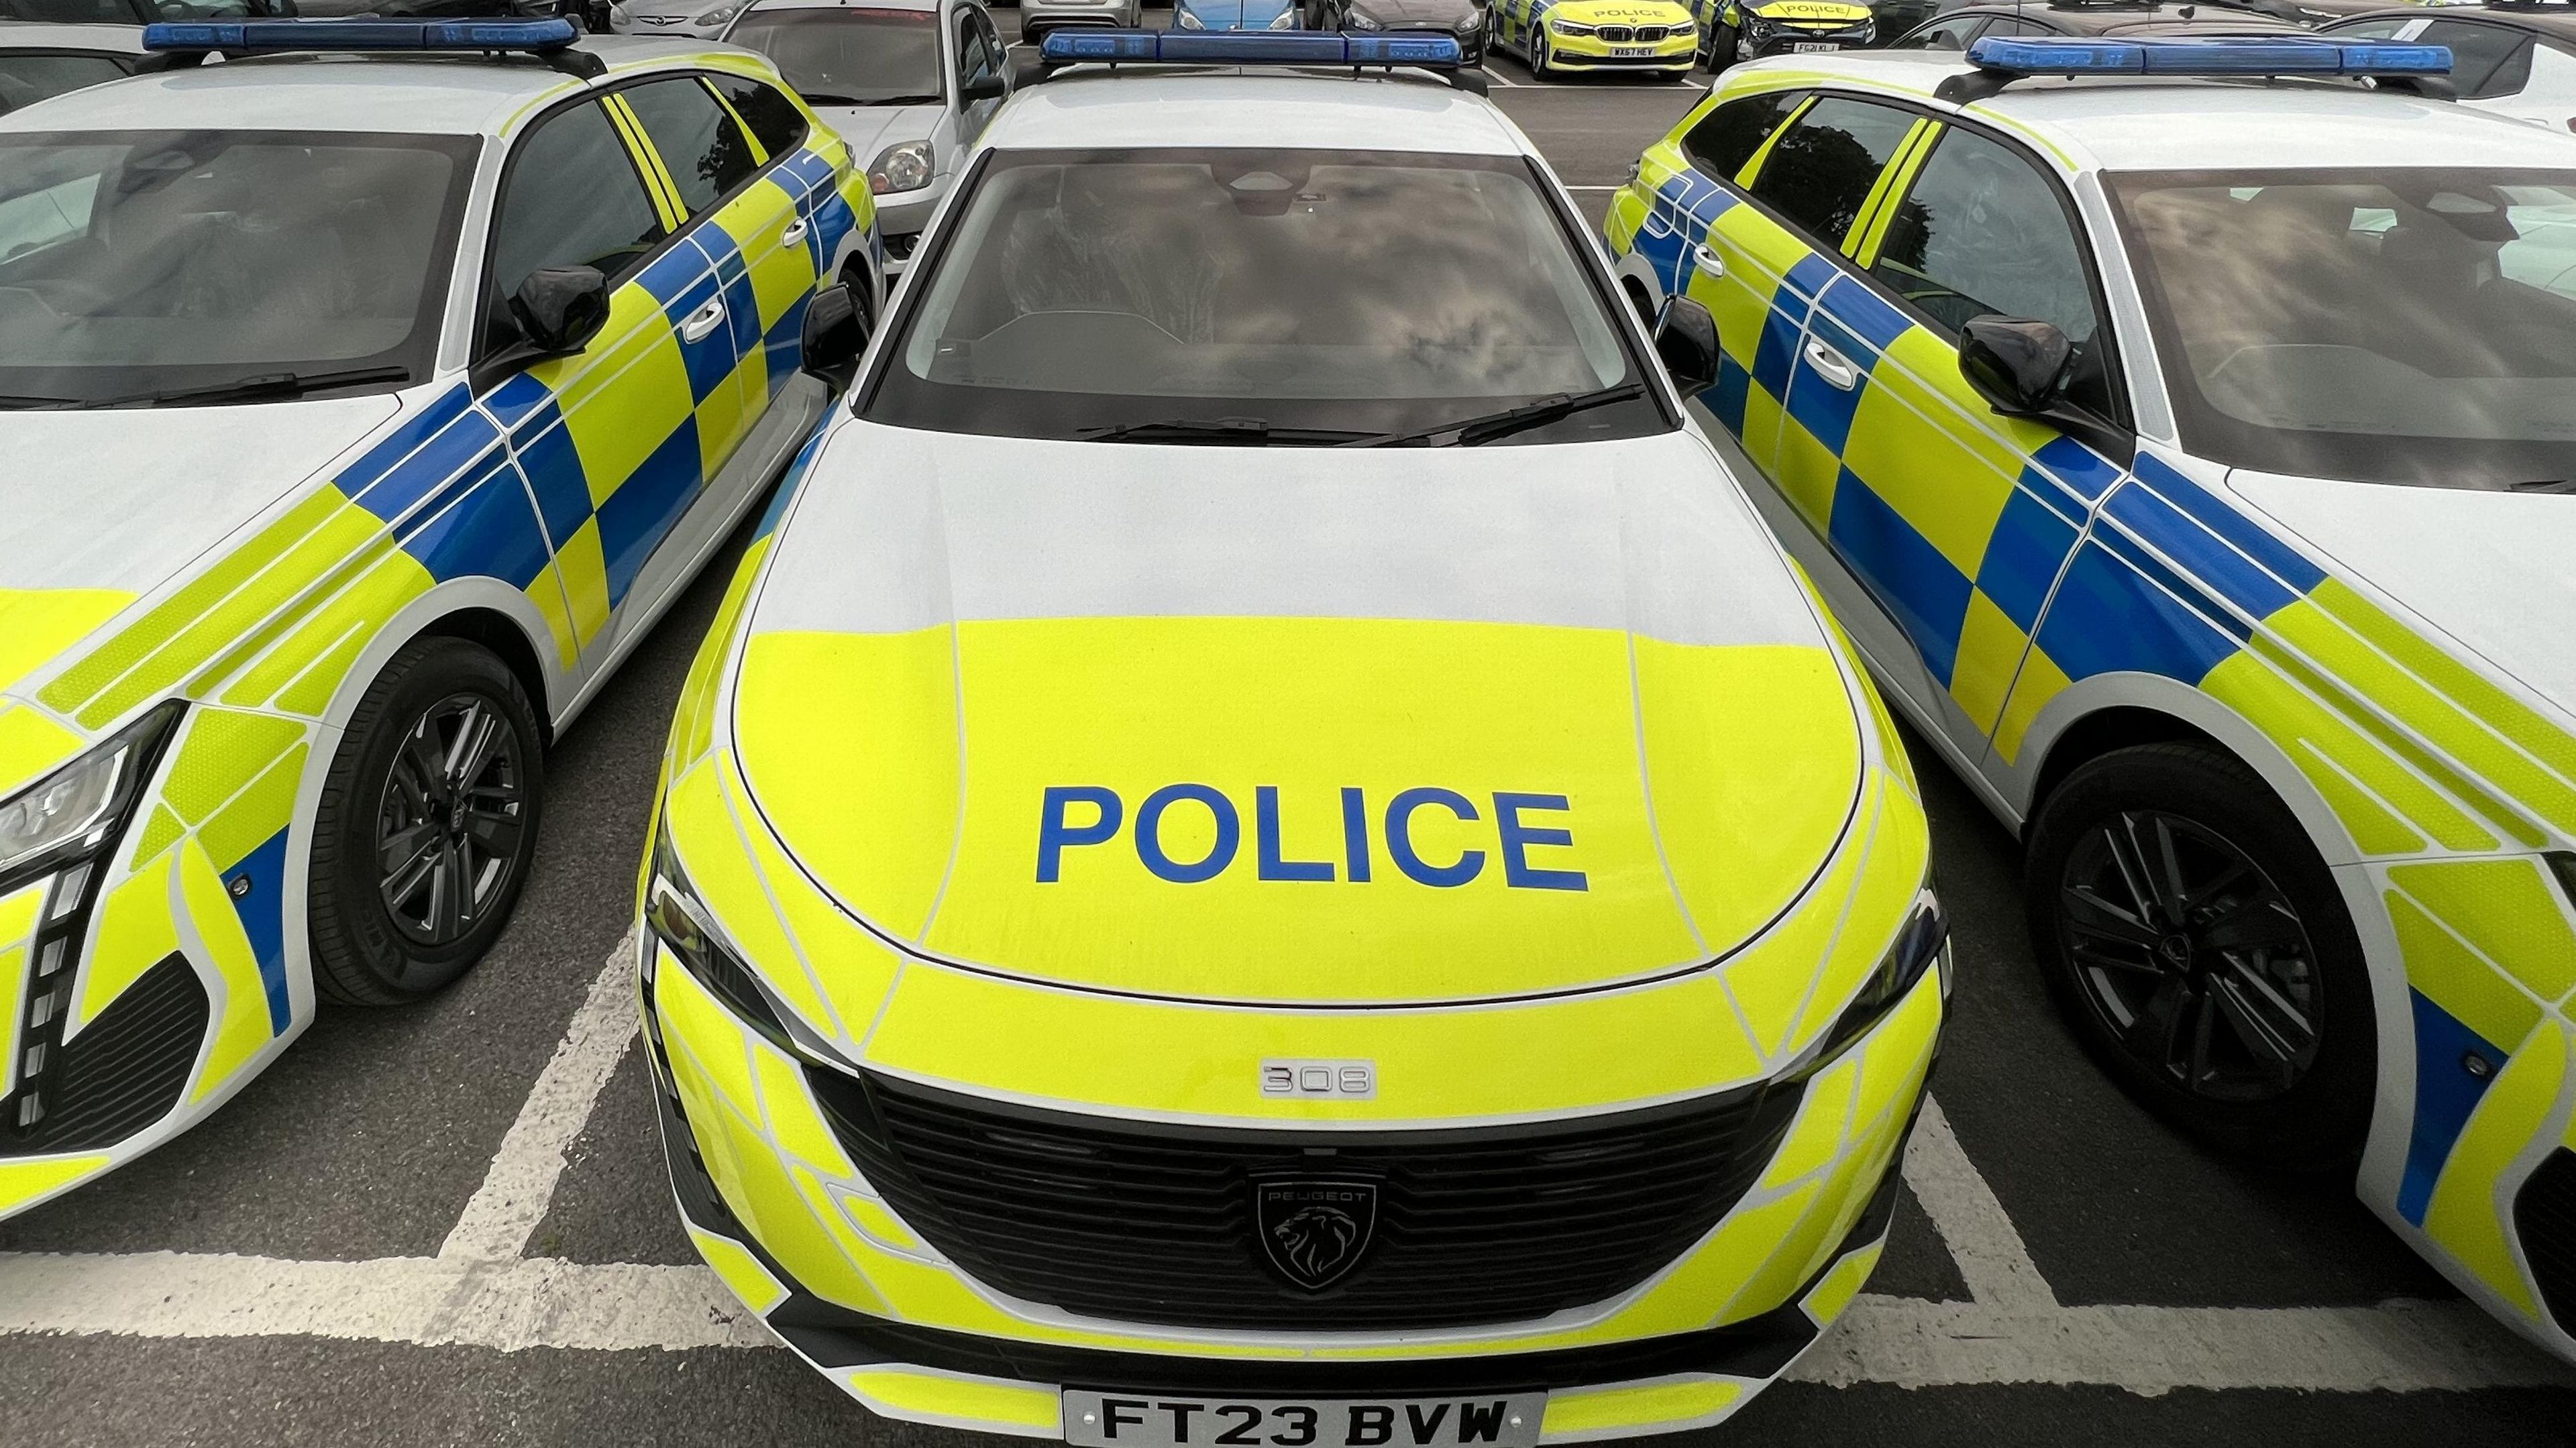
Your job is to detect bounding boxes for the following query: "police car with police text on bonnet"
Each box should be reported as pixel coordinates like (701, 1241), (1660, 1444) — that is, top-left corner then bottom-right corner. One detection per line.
(638, 27), (1946, 1441)
(0, 18), (875, 1218)
(1607, 34), (2576, 1364)
(1489, 0), (1699, 78)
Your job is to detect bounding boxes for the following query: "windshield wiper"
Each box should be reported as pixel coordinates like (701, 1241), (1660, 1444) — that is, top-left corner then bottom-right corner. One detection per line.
(1343, 381), (1650, 448)
(848, 93), (943, 107)
(60, 365), (411, 410)
(1074, 416), (1371, 445)
(2510, 478), (2576, 494)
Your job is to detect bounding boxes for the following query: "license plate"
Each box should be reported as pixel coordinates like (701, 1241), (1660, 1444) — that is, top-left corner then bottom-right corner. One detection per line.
(1612, 44), (1653, 55)
(1063, 1392), (1548, 1448)
(1791, 40), (1840, 51)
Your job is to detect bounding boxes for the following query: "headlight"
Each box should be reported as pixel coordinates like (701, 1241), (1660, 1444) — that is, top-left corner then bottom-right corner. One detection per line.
(1344, 9), (1381, 25)
(1270, 8), (1297, 23)
(1670, 19), (1693, 36)
(866, 139), (934, 195)
(1549, 15), (1593, 34)
(643, 829), (794, 1050)
(1784, 887), (1947, 1079)
(694, 0), (741, 21)
(1177, 5), (1205, 23)
(1743, 13), (1774, 34)
(1454, 11), (1481, 31)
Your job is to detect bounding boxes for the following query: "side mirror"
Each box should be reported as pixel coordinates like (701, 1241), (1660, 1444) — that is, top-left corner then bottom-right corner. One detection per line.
(508, 265), (610, 357)
(800, 282), (869, 390)
(961, 72), (1006, 103)
(1958, 315), (2072, 417)
(1652, 294), (1721, 398)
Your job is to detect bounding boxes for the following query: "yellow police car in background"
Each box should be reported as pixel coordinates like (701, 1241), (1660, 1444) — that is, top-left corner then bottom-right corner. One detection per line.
(1690, 0), (1874, 72)
(1607, 36), (2576, 1361)
(639, 30), (1944, 1440)
(1489, 0), (1698, 77)
(0, 19), (874, 1217)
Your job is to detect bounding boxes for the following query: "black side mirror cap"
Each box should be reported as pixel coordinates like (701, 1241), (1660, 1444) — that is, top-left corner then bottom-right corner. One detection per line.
(961, 72), (1006, 103)
(1958, 315), (2073, 417)
(800, 282), (869, 390)
(509, 265), (611, 357)
(1652, 294), (1721, 398)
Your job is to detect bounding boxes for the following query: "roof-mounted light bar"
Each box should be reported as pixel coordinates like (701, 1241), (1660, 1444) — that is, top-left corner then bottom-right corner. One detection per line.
(1034, 28), (1483, 91)
(1936, 35), (2451, 103)
(140, 17), (605, 79)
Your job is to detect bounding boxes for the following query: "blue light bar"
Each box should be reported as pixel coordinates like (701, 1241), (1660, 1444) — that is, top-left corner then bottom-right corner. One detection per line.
(142, 17), (583, 54)
(1962, 34), (2451, 78)
(1038, 27), (1464, 68)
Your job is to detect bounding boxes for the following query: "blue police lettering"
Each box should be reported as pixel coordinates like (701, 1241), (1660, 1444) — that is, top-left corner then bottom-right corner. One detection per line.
(1032, 785), (1586, 891)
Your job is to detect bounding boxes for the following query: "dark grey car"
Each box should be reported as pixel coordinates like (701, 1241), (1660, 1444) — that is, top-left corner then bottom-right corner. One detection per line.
(1302, 0), (1490, 63)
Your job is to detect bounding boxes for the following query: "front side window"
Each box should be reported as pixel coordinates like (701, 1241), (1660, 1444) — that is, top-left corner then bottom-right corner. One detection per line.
(1872, 126), (2112, 414)
(1680, 90), (1801, 186)
(486, 100), (665, 351)
(955, 11), (998, 91)
(0, 129), (476, 406)
(1896, 15), (1980, 48)
(864, 147), (1660, 445)
(1748, 97), (1916, 248)
(722, 7), (944, 107)
(2110, 168), (2576, 487)
(0, 52), (129, 114)
(621, 76), (759, 217)
(2418, 19), (2535, 99)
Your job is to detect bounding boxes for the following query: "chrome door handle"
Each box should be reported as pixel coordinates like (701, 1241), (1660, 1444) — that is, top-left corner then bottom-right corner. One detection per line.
(680, 298), (726, 343)
(1690, 242), (1726, 278)
(1803, 337), (1858, 390)
(780, 217), (810, 247)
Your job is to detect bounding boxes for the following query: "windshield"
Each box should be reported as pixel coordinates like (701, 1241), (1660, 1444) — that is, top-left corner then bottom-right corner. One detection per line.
(862, 146), (1662, 444)
(0, 0), (269, 15)
(724, 9), (943, 106)
(0, 129), (476, 406)
(2109, 168), (2576, 488)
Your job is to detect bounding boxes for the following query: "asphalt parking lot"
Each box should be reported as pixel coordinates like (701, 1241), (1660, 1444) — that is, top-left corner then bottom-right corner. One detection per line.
(6, 19), (2576, 1448)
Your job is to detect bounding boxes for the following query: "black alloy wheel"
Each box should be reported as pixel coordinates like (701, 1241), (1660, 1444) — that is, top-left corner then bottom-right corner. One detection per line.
(2025, 742), (2374, 1169)
(309, 636), (545, 1006)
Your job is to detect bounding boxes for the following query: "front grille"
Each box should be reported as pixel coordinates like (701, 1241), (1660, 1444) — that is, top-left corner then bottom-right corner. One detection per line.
(2518, 1148), (2576, 1332)
(1633, 24), (1668, 40)
(1, 952), (206, 1157)
(1597, 23), (1632, 40)
(812, 1070), (1801, 1332)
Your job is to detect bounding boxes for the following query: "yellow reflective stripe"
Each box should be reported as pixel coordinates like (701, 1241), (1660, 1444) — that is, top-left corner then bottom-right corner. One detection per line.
(1843, 119), (1932, 261)
(2390, 858), (2576, 1007)
(839, 1369), (1061, 1434)
(2422, 1023), (2563, 1323)
(704, 78), (769, 166)
(0, 705), (85, 798)
(0, 878), (43, 1099)
(604, 95), (687, 229)
(0, 1154), (109, 1217)
(0, 588), (131, 695)
(1851, 121), (1937, 265)
(181, 836), (274, 1101)
(1735, 93), (1815, 188)
(1801, 1237), (1884, 1324)
(1544, 1378), (1745, 1439)
(692, 1225), (792, 1314)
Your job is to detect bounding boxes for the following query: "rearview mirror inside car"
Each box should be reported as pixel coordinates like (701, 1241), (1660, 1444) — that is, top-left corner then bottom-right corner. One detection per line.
(800, 282), (869, 391)
(509, 265), (610, 357)
(1652, 295), (1721, 398)
(1958, 315), (2072, 418)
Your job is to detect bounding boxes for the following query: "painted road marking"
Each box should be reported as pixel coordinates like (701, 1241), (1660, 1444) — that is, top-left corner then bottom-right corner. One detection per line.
(0, 935), (2568, 1397)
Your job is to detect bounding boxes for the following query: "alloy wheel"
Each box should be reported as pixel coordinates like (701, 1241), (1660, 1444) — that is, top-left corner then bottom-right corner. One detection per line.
(375, 692), (529, 948)
(2055, 809), (2322, 1103)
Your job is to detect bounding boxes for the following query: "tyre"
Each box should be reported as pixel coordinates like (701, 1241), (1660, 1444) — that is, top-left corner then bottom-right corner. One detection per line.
(1532, 27), (1555, 77)
(2024, 742), (2374, 1170)
(1707, 26), (1737, 72)
(308, 636), (545, 1007)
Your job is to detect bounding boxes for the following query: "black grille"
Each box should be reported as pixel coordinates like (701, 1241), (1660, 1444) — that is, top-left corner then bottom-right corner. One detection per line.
(1633, 24), (1669, 40)
(2, 952), (206, 1156)
(2518, 1148), (2576, 1332)
(812, 1070), (1801, 1332)
(1597, 23), (1633, 39)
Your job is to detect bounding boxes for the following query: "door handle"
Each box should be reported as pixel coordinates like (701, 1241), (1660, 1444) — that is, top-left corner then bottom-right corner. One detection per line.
(680, 298), (726, 343)
(1803, 337), (1858, 390)
(1690, 242), (1726, 278)
(780, 217), (810, 247)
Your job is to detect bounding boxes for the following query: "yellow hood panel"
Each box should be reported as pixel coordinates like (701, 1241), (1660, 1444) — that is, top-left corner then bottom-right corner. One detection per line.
(1747, 0), (1871, 17)
(734, 614), (1862, 1005)
(1553, 0), (1696, 18)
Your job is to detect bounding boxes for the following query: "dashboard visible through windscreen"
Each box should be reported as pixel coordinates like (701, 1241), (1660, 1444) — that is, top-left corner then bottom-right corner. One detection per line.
(860, 146), (1669, 445)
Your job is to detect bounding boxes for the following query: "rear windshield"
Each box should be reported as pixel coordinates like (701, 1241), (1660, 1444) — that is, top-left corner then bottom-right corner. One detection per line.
(861, 146), (1662, 445)
(2109, 168), (2576, 488)
(725, 7), (943, 107)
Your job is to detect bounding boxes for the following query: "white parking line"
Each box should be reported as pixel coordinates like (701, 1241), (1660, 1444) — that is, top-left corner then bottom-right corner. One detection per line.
(1898, 1097), (2056, 1311)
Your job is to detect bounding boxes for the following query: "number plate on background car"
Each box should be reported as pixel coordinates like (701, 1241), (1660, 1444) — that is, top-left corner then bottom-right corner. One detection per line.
(1063, 1392), (1548, 1448)
(1792, 40), (1839, 50)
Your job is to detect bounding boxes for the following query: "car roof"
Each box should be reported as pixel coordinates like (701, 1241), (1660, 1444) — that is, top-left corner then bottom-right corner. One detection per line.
(980, 70), (1533, 156)
(0, 21), (147, 52)
(743, 0), (948, 12)
(1749, 49), (2576, 170)
(0, 37), (738, 136)
(2332, 2), (2576, 39)
(1942, 2), (2302, 32)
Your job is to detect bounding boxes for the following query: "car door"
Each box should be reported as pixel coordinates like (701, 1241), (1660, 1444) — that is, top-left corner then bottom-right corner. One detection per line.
(474, 93), (682, 675)
(1849, 119), (2133, 771)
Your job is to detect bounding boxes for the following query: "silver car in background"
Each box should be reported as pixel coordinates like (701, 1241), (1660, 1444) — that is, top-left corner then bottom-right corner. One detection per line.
(722, 0), (1008, 267)
(1017, 0), (1139, 46)
(609, 0), (747, 37)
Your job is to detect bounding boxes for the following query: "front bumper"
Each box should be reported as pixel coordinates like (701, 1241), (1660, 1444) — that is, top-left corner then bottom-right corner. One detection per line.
(1542, 33), (1697, 69)
(610, 12), (728, 36)
(642, 937), (1941, 1440)
(1740, 22), (1870, 56)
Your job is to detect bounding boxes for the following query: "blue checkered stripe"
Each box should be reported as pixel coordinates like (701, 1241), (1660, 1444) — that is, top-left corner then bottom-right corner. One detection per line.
(1635, 169), (1739, 299)
(763, 147), (858, 397)
(334, 382), (551, 594)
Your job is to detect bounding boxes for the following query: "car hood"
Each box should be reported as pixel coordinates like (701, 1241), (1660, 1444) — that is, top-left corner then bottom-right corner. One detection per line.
(2229, 469), (2576, 724)
(723, 423), (1872, 1007)
(810, 102), (943, 168)
(1348, 0), (1479, 22)
(1746, 0), (1872, 21)
(1180, 0), (1296, 23)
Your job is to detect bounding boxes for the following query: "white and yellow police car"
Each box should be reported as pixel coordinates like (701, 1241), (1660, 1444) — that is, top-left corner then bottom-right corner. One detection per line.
(1488, 0), (1698, 78)
(639, 28), (1945, 1441)
(1607, 35), (2576, 1360)
(0, 18), (875, 1218)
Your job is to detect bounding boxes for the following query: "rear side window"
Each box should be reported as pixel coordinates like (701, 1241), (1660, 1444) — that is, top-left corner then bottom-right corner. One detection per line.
(486, 99), (667, 349)
(622, 76), (759, 217)
(1896, 15), (1981, 48)
(1748, 97), (1915, 247)
(1680, 90), (1801, 186)
(0, 52), (128, 114)
(711, 74), (808, 159)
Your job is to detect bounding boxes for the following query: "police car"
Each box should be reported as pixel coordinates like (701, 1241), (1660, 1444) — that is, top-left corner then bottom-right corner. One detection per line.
(0, 17), (875, 1219)
(1489, 0), (1698, 78)
(1692, 0), (1872, 73)
(1606, 35), (2576, 1361)
(639, 28), (1944, 1439)
(2324, 3), (2576, 130)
